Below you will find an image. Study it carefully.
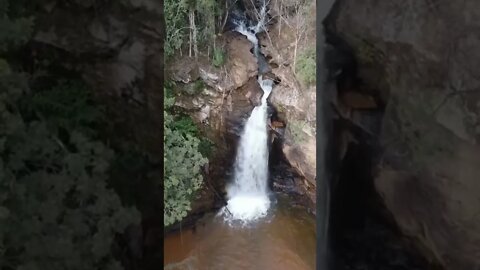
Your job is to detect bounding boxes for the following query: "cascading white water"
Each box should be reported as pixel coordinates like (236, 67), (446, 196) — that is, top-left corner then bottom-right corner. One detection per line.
(223, 77), (273, 222)
(221, 3), (274, 223)
(234, 21), (261, 57)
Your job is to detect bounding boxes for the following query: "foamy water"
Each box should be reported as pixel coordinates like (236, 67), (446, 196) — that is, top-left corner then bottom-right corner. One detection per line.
(221, 76), (273, 223)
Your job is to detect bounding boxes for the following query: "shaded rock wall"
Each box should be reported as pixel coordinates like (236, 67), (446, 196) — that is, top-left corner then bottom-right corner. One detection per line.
(33, 0), (164, 155)
(327, 0), (480, 268)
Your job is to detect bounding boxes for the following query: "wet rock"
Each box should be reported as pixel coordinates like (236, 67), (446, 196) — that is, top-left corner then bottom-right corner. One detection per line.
(239, 78), (263, 107)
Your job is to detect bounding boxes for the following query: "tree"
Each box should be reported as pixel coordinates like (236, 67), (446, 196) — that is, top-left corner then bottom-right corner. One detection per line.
(163, 94), (208, 226)
(165, 0), (221, 58)
(274, 0), (314, 81)
(0, 71), (141, 270)
(0, 2), (141, 268)
(165, 0), (189, 56)
(0, 0), (33, 52)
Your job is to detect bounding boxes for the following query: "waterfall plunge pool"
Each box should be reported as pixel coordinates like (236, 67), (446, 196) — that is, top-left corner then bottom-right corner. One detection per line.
(164, 194), (316, 270)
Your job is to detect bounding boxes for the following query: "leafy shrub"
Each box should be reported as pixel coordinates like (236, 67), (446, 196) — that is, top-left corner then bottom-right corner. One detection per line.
(0, 2), (141, 269)
(212, 47), (225, 67)
(194, 80), (206, 93)
(296, 48), (316, 85)
(199, 138), (215, 158)
(172, 115), (199, 136)
(164, 0), (188, 56)
(0, 0), (33, 52)
(164, 92), (208, 226)
(28, 79), (103, 136)
(0, 71), (140, 270)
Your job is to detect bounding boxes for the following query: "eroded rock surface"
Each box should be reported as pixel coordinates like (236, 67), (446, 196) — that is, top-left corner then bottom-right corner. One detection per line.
(260, 0), (317, 191)
(329, 0), (480, 268)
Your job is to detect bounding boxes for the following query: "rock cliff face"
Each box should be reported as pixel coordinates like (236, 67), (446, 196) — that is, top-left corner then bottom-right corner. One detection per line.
(167, 31), (261, 142)
(328, 0), (480, 268)
(33, 0), (164, 154)
(261, 0), (317, 198)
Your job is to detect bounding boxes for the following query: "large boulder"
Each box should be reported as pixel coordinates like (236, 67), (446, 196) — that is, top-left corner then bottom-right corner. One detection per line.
(226, 33), (258, 89)
(328, 0), (480, 268)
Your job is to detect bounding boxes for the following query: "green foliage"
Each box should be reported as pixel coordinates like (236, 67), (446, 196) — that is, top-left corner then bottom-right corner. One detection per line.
(0, 58), (10, 74)
(212, 47), (225, 67)
(0, 73), (141, 270)
(27, 80), (103, 136)
(165, 82), (176, 99)
(108, 143), (157, 213)
(172, 116), (199, 137)
(165, 0), (189, 56)
(0, 0), (33, 52)
(165, 0), (222, 56)
(296, 48), (316, 85)
(194, 79), (206, 93)
(0, 5), (141, 266)
(199, 138), (214, 158)
(164, 89), (208, 226)
(195, 0), (220, 47)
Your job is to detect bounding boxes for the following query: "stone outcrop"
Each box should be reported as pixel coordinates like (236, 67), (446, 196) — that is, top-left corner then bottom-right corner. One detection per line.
(168, 32), (261, 138)
(260, 0), (317, 191)
(328, 0), (480, 268)
(33, 0), (164, 154)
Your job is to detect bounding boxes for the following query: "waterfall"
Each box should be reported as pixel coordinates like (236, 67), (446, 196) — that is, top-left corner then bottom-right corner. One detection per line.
(221, 0), (274, 223)
(223, 77), (272, 222)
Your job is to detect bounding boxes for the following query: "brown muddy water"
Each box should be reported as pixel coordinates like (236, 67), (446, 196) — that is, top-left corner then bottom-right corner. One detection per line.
(164, 195), (316, 270)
